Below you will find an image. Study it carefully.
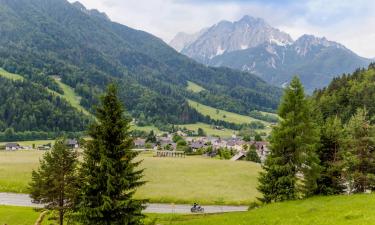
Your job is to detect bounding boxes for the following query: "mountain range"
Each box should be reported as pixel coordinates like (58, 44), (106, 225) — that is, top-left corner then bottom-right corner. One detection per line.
(170, 16), (372, 92)
(0, 0), (281, 133)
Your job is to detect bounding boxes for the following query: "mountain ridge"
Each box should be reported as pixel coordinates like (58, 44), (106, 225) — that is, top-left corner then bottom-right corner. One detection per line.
(0, 0), (282, 133)
(171, 15), (372, 92)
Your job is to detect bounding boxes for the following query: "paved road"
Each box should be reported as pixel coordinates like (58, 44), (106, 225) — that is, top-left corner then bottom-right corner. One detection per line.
(0, 193), (248, 214)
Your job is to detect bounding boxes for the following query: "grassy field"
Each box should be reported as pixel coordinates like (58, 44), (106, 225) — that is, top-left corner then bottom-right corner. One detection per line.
(148, 194), (375, 225)
(53, 78), (92, 117)
(182, 123), (237, 138)
(132, 125), (162, 134)
(0, 139), (55, 147)
(3, 194), (375, 225)
(0, 68), (24, 81)
(186, 81), (206, 93)
(187, 99), (269, 125)
(0, 205), (40, 225)
(0, 151), (261, 205)
(0, 151), (45, 193)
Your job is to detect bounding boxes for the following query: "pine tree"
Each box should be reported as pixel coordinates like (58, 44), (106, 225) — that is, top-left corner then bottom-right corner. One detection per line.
(344, 108), (375, 193)
(258, 77), (320, 203)
(29, 138), (78, 225)
(246, 144), (261, 163)
(316, 116), (346, 195)
(77, 84), (146, 225)
(146, 130), (156, 143)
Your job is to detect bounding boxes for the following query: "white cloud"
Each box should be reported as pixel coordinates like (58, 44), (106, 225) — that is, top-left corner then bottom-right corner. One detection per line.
(68, 0), (375, 58)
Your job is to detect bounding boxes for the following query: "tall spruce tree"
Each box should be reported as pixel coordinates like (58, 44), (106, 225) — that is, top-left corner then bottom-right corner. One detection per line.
(77, 84), (146, 225)
(29, 138), (78, 225)
(344, 108), (375, 193)
(316, 116), (346, 195)
(258, 77), (320, 203)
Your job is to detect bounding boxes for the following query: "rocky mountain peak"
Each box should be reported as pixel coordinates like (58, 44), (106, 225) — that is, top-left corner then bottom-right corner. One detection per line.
(72, 1), (109, 21)
(175, 15), (293, 63)
(294, 34), (346, 56)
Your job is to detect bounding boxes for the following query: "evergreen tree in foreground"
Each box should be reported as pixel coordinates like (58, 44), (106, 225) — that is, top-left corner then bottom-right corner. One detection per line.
(316, 116), (346, 195)
(344, 108), (375, 193)
(258, 77), (320, 203)
(29, 138), (78, 225)
(78, 84), (146, 225)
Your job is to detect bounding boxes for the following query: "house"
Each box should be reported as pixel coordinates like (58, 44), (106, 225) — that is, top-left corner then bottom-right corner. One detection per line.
(134, 138), (146, 148)
(5, 143), (21, 151)
(176, 130), (188, 137)
(38, 143), (52, 151)
(189, 141), (205, 150)
(66, 139), (79, 149)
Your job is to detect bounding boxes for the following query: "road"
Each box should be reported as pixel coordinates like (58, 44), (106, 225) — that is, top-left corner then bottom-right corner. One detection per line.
(0, 193), (248, 214)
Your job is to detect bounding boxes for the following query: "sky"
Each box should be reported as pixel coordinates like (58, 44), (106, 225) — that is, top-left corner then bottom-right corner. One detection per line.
(69, 0), (375, 58)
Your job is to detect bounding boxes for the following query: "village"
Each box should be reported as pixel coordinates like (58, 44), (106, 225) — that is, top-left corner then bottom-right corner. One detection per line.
(1, 133), (269, 163)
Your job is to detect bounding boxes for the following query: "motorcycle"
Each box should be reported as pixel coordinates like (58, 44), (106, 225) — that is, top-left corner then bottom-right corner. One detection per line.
(191, 204), (204, 213)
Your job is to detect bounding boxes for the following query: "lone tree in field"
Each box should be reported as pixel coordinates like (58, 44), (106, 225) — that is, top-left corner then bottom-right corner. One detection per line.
(258, 77), (320, 203)
(29, 138), (78, 225)
(77, 84), (146, 225)
(344, 108), (375, 193)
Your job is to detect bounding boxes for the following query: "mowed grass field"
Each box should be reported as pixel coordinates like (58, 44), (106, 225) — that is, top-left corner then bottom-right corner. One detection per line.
(0, 140), (55, 147)
(0, 151), (261, 205)
(182, 123), (237, 138)
(0, 205), (40, 225)
(148, 194), (375, 225)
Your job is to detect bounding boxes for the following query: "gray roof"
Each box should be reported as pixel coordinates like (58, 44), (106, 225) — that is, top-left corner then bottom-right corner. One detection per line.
(66, 139), (78, 145)
(5, 143), (20, 148)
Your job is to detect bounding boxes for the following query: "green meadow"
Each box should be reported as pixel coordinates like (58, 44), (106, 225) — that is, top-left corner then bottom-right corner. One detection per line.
(0, 151), (261, 205)
(148, 194), (375, 225)
(3, 194), (375, 225)
(0, 205), (40, 225)
(187, 99), (274, 128)
(186, 81), (206, 93)
(182, 123), (237, 137)
(0, 68), (24, 81)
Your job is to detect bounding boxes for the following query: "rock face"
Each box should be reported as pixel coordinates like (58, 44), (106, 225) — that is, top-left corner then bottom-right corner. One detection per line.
(171, 16), (372, 92)
(172, 15), (292, 64)
(169, 28), (208, 52)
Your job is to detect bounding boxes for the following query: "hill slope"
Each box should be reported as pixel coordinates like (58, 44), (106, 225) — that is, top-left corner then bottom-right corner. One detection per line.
(314, 63), (375, 122)
(150, 194), (375, 225)
(0, 76), (90, 133)
(0, 0), (282, 132)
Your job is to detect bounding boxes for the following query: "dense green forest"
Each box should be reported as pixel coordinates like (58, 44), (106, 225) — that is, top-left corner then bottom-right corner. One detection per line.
(0, 77), (90, 139)
(314, 63), (375, 122)
(0, 0), (282, 131)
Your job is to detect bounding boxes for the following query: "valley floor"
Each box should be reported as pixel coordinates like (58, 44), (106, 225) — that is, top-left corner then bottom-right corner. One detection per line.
(0, 150), (261, 205)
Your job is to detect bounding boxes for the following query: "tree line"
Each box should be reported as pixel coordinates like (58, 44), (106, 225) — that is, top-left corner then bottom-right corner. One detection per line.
(258, 68), (375, 203)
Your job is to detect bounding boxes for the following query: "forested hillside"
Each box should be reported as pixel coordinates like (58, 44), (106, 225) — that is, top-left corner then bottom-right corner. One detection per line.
(314, 63), (375, 122)
(0, 0), (282, 132)
(0, 77), (90, 138)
